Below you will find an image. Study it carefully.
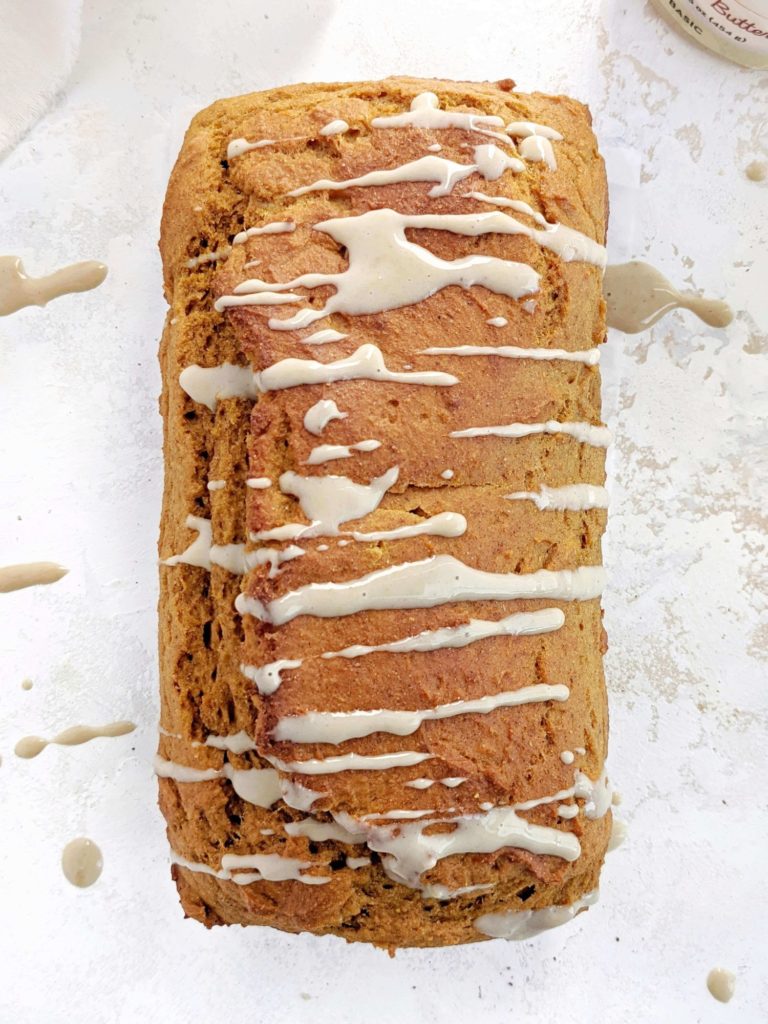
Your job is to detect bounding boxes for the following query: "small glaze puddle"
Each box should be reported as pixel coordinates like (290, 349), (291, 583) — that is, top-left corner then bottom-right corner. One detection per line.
(62, 837), (103, 888)
(604, 261), (733, 334)
(706, 967), (736, 1003)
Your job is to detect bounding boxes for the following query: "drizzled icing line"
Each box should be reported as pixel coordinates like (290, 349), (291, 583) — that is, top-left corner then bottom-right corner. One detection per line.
(371, 91), (514, 147)
(333, 769), (611, 888)
(505, 484), (609, 511)
(450, 420), (611, 447)
(321, 608), (565, 660)
(214, 209), (541, 327)
(288, 146), (523, 199)
(161, 515), (303, 577)
(272, 683), (570, 744)
(186, 221), (295, 268)
(423, 344), (600, 365)
(236, 557), (605, 626)
(172, 851), (330, 886)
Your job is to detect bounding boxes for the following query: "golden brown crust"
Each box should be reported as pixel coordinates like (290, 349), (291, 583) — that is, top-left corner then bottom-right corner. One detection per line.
(158, 76), (610, 947)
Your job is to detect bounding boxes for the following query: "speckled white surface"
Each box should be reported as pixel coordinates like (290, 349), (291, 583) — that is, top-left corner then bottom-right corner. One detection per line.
(0, 1), (766, 1021)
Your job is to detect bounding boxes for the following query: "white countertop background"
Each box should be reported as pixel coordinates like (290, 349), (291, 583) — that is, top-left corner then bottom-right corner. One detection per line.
(0, 1), (766, 1021)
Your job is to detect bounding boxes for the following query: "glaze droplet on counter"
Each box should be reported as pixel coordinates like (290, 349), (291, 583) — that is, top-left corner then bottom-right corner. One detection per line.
(0, 562), (68, 593)
(14, 721), (136, 759)
(61, 838), (103, 888)
(0, 256), (107, 316)
(604, 261), (733, 333)
(706, 967), (736, 1003)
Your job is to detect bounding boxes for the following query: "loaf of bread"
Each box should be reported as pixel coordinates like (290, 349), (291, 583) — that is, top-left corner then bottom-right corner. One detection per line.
(157, 76), (611, 949)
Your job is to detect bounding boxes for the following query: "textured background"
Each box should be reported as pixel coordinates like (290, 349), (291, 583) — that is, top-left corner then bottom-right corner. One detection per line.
(0, 1), (765, 1021)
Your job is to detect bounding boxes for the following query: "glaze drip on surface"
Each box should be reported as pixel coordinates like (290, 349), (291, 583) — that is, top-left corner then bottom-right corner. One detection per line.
(61, 838), (103, 888)
(0, 256), (107, 316)
(15, 721), (135, 759)
(0, 562), (68, 593)
(604, 261), (733, 333)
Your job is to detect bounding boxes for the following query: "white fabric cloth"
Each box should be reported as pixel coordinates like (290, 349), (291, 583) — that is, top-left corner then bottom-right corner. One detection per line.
(0, 0), (82, 158)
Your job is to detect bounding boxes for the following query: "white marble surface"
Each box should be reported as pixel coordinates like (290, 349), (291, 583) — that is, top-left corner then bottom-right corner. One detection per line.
(0, 1), (766, 1021)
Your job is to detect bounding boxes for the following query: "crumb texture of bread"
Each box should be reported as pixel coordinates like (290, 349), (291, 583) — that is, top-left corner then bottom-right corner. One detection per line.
(157, 76), (610, 948)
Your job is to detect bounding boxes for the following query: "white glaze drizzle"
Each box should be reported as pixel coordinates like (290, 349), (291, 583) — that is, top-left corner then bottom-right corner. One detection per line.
(303, 399), (349, 435)
(505, 484), (609, 511)
(207, 479), (226, 491)
(475, 891), (598, 940)
(232, 221), (296, 245)
(240, 658), (303, 696)
(371, 92), (512, 146)
(179, 363), (257, 411)
(204, 730), (257, 754)
(221, 852), (330, 885)
(219, 203), (604, 326)
(466, 191), (550, 226)
(289, 145), (522, 199)
(361, 809), (438, 821)
(319, 119), (349, 136)
(215, 290), (303, 310)
(456, 200), (602, 268)
(346, 856), (372, 869)
(401, 778), (468, 791)
(154, 755), (220, 783)
(422, 882), (495, 900)
(518, 136), (557, 171)
(486, 317), (508, 327)
(274, 466), (399, 537)
(335, 804), (579, 888)
(215, 210), (541, 328)
(222, 765), (283, 808)
(285, 818), (366, 843)
(240, 557), (605, 625)
(450, 420), (611, 447)
(266, 750), (433, 775)
(255, 344), (457, 390)
(422, 344), (600, 365)
(186, 247), (231, 269)
(186, 222), (295, 269)
(226, 133), (308, 158)
(162, 516), (302, 577)
(162, 515), (213, 570)
(505, 121), (563, 141)
(272, 683), (569, 744)
(335, 770), (609, 888)
(441, 468), (454, 479)
(347, 511), (466, 543)
(248, 544), (305, 578)
(321, 608), (564, 661)
(154, 756), (281, 808)
(557, 804), (580, 819)
(299, 329), (348, 345)
(306, 439), (381, 465)
(279, 778), (323, 811)
(246, 477), (272, 488)
(607, 818), (627, 852)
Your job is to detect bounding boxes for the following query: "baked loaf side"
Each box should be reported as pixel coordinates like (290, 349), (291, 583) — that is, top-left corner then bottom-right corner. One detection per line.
(157, 76), (611, 948)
